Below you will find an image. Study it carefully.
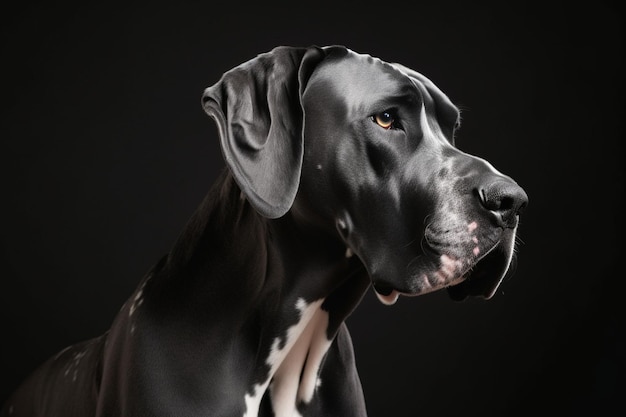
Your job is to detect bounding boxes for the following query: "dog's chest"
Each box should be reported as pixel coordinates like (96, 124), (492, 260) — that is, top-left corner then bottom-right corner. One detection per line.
(244, 298), (331, 417)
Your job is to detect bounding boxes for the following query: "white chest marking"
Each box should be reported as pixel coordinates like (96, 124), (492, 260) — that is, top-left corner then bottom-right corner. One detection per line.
(243, 298), (331, 417)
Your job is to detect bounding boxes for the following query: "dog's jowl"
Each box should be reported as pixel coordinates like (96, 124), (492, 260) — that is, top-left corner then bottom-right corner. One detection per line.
(2, 46), (528, 417)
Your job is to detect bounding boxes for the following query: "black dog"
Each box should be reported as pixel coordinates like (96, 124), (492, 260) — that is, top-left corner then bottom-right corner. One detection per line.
(2, 45), (527, 417)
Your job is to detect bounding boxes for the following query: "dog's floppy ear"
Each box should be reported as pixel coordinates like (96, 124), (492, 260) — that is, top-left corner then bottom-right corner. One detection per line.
(202, 46), (329, 218)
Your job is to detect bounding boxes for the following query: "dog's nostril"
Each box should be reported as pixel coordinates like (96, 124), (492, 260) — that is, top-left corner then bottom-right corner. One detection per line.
(497, 196), (514, 211)
(478, 180), (528, 226)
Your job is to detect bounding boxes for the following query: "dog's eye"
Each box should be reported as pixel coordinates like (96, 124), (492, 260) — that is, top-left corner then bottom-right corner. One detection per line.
(372, 111), (397, 130)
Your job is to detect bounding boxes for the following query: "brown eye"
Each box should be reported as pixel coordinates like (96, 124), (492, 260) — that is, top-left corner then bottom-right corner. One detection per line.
(372, 111), (395, 129)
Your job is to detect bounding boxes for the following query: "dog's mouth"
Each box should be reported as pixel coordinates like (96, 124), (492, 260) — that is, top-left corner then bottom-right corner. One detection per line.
(372, 233), (516, 305)
(446, 239), (514, 301)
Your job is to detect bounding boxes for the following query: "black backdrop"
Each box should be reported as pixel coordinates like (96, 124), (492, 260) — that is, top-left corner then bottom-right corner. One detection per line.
(1, 2), (624, 416)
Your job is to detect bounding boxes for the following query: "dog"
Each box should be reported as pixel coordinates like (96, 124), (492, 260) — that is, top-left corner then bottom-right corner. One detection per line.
(1, 45), (528, 417)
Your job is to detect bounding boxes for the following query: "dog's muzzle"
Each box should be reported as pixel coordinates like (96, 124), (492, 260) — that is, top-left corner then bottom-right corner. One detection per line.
(372, 174), (528, 305)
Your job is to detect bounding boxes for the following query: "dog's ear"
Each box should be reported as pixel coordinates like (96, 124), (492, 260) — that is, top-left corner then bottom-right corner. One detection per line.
(202, 46), (329, 219)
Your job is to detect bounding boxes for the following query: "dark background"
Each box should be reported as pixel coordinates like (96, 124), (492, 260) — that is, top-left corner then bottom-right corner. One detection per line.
(1, 2), (624, 416)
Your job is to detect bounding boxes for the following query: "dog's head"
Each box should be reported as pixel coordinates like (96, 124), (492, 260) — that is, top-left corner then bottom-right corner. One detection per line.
(202, 46), (528, 304)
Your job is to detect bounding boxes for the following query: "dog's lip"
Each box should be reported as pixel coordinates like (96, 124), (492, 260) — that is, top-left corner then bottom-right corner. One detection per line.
(446, 239), (512, 301)
(373, 286), (401, 305)
(372, 238), (510, 305)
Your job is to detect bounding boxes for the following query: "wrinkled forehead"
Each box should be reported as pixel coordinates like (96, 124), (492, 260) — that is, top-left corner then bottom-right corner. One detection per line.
(304, 50), (424, 112)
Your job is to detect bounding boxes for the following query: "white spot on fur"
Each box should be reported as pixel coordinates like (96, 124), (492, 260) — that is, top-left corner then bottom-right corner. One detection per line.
(440, 254), (457, 277)
(63, 350), (86, 382)
(243, 382), (271, 417)
(433, 271), (446, 285)
(425, 254), (465, 291)
(243, 298), (329, 417)
(129, 275), (151, 317)
(345, 247), (353, 258)
(296, 310), (331, 404)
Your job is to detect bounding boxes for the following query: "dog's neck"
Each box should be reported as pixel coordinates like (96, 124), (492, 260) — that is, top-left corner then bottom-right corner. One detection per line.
(160, 169), (355, 299)
(138, 169), (369, 415)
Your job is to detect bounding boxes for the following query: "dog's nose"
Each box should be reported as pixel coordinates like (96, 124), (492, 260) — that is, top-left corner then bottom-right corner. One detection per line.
(477, 179), (528, 228)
